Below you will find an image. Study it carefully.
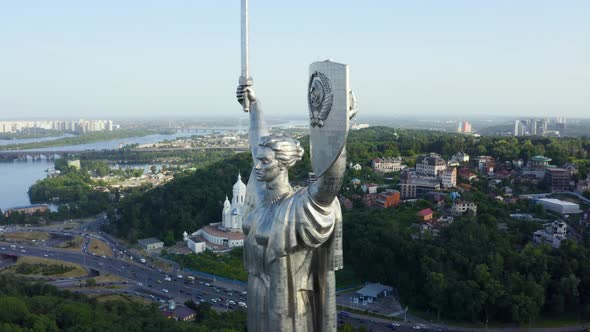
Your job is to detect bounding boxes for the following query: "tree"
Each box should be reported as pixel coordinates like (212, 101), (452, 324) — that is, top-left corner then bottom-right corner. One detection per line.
(425, 272), (446, 321)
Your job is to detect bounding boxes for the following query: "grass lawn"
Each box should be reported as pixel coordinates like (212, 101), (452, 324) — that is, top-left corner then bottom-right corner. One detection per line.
(3, 256), (87, 278)
(57, 235), (84, 251)
(90, 294), (151, 305)
(169, 248), (247, 281)
(0, 231), (49, 242)
(88, 238), (113, 257)
(92, 273), (128, 284)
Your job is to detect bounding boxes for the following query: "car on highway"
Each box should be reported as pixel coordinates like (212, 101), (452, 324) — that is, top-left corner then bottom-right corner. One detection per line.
(389, 322), (401, 327)
(164, 276), (172, 282)
(177, 274), (182, 279)
(162, 289), (169, 293)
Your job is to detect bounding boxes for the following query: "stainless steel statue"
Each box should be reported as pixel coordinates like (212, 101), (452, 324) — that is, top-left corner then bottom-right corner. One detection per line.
(236, 64), (356, 331)
(236, 2), (357, 331)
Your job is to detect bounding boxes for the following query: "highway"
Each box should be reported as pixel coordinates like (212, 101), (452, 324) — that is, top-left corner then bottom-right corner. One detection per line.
(0, 242), (248, 309)
(3, 218), (585, 332)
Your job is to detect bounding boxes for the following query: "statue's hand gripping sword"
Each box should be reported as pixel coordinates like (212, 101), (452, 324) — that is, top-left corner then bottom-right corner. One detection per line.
(239, 0), (253, 112)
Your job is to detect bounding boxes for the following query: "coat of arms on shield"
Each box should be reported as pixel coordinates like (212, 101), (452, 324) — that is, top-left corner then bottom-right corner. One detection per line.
(308, 60), (353, 177)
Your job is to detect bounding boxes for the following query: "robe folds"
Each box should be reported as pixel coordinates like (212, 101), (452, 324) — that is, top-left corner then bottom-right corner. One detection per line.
(243, 187), (343, 332)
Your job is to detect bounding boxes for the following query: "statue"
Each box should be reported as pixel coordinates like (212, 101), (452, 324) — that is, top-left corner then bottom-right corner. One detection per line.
(236, 60), (356, 331)
(236, 2), (356, 331)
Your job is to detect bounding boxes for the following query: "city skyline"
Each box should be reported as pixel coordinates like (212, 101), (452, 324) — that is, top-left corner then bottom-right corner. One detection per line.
(1, 1), (588, 119)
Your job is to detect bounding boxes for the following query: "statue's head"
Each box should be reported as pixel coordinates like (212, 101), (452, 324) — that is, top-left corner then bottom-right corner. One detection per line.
(255, 135), (304, 182)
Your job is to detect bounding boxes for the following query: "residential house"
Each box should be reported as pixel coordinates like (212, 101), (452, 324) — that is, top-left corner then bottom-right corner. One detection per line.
(442, 167), (457, 188)
(563, 163), (578, 177)
(452, 151), (470, 163)
(544, 168), (570, 192)
(416, 153), (447, 177)
(137, 238), (164, 251)
(361, 183), (378, 194)
(533, 221), (567, 249)
(372, 157), (405, 173)
(161, 304), (197, 322)
(374, 190), (400, 208)
(417, 208), (434, 222)
(458, 167), (477, 181)
(577, 178), (590, 194)
(451, 201), (477, 216)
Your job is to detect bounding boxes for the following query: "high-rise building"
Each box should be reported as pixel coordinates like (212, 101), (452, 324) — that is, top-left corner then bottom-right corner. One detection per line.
(514, 120), (521, 136)
(462, 122), (472, 133)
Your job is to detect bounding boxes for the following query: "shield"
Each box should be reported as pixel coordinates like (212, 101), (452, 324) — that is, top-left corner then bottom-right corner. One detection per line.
(308, 60), (351, 177)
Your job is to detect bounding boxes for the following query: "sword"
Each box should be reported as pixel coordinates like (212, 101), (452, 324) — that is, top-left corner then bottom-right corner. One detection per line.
(239, 0), (253, 112)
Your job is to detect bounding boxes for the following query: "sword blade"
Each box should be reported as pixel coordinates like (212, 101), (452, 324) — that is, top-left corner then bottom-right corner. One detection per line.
(240, 0), (249, 81)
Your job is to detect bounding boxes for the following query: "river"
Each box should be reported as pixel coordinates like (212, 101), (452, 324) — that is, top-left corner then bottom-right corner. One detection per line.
(0, 130), (208, 211)
(0, 121), (307, 211)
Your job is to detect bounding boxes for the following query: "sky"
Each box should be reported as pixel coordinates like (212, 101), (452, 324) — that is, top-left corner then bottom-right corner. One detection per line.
(0, 0), (588, 120)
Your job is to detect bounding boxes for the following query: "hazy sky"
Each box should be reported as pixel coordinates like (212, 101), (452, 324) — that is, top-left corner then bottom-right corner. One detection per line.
(0, 0), (588, 120)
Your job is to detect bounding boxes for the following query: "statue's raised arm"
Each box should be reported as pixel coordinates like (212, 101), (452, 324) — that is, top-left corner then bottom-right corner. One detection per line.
(236, 85), (267, 160)
(236, 85), (268, 210)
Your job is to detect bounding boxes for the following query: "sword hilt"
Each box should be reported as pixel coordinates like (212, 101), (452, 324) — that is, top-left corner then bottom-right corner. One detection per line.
(239, 76), (253, 113)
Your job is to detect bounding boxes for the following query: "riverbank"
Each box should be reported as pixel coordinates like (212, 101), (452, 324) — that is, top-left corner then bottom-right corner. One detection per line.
(0, 129), (64, 141)
(0, 129), (174, 151)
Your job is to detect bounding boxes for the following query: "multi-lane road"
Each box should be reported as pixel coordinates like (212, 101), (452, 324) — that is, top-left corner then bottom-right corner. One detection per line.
(0, 242), (248, 309)
(2, 218), (586, 332)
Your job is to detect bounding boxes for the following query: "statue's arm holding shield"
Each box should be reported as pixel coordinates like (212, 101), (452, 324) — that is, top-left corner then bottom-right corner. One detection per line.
(306, 61), (357, 207)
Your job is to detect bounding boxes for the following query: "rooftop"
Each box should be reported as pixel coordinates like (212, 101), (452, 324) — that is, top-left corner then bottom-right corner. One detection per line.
(537, 198), (579, 206)
(137, 237), (164, 246)
(161, 305), (196, 320)
(356, 283), (394, 298)
(532, 155), (552, 162)
(201, 225), (245, 240)
(417, 208), (433, 217)
(545, 168), (568, 173)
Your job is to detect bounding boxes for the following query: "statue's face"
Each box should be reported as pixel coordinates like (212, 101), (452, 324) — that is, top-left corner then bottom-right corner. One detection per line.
(255, 147), (282, 182)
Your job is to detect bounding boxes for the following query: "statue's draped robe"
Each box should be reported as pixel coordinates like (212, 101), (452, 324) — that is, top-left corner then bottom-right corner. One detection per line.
(243, 187), (343, 332)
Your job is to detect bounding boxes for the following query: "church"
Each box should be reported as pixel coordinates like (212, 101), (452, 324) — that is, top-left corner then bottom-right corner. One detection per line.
(184, 173), (246, 253)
